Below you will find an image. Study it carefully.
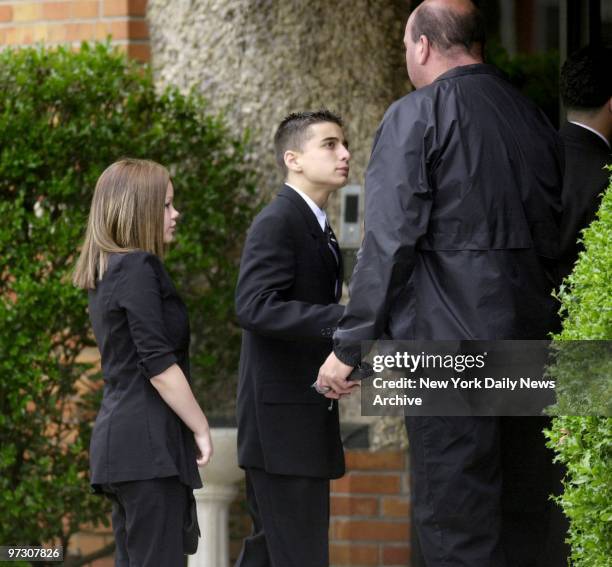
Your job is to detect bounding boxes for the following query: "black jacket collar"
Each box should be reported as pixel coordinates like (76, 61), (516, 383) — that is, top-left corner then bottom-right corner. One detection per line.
(278, 184), (325, 238)
(434, 63), (506, 84)
(277, 184), (342, 298)
(560, 121), (611, 153)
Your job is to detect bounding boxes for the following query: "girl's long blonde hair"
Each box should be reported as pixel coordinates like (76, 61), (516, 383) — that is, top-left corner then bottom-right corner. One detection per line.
(73, 158), (171, 289)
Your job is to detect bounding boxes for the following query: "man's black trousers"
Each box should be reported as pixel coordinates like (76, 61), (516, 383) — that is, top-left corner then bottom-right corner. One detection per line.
(405, 416), (569, 567)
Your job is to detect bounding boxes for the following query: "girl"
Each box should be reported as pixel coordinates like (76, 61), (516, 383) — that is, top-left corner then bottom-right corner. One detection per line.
(74, 158), (212, 566)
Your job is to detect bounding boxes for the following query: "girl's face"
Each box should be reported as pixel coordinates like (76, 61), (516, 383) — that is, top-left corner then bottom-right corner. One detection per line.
(164, 181), (180, 243)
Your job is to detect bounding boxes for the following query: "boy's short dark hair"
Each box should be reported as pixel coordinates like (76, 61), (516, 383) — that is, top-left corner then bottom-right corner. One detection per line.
(560, 45), (612, 111)
(274, 110), (343, 176)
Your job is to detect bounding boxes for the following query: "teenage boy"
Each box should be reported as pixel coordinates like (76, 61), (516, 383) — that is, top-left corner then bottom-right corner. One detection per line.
(234, 110), (354, 567)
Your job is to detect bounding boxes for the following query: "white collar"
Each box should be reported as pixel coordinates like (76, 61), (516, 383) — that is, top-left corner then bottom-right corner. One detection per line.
(569, 121), (611, 149)
(285, 183), (327, 231)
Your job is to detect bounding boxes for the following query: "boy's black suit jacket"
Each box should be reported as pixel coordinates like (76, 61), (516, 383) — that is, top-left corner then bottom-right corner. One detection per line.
(235, 184), (345, 479)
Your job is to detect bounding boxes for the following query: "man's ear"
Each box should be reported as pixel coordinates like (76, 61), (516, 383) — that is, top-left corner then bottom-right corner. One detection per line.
(417, 34), (430, 65)
(284, 150), (302, 173)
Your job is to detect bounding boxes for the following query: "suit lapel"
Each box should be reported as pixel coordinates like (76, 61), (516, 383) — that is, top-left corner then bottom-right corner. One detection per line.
(277, 185), (340, 298)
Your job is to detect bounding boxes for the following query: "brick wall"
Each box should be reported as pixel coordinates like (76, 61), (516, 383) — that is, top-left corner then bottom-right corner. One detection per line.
(330, 450), (411, 567)
(0, 0), (150, 61)
(71, 523), (114, 567)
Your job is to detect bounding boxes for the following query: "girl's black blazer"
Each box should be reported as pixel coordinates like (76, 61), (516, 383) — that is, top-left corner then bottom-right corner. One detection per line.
(88, 251), (201, 491)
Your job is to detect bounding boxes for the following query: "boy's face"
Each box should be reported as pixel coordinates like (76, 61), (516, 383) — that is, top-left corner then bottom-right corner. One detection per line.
(293, 122), (350, 191)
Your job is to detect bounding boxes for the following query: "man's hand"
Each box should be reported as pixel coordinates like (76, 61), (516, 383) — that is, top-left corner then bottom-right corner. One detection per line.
(317, 352), (359, 399)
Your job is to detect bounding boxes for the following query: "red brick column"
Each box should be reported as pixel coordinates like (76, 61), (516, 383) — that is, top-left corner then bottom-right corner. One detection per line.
(330, 450), (411, 567)
(0, 0), (150, 62)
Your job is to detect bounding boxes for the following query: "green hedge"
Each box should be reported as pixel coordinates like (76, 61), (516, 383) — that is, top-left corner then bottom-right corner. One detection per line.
(0, 43), (257, 560)
(545, 168), (612, 566)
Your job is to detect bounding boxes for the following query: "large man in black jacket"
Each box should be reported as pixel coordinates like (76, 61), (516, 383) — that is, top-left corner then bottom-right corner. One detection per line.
(235, 110), (352, 567)
(317, 1), (566, 565)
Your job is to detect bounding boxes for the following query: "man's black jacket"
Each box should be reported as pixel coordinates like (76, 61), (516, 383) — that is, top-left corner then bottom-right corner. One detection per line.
(334, 64), (564, 363)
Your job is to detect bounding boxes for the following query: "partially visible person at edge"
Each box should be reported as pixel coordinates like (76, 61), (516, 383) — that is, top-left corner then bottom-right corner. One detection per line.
(317, 0), (568, 565)
(73, 158), (213, 567)
(558, 44), (612, 281)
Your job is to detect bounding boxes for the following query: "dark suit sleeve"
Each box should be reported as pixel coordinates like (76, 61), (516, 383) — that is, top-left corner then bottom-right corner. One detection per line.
(116, 252), (178, 378)
(333, 100), (433, 365)
(236, 212), (344, 340)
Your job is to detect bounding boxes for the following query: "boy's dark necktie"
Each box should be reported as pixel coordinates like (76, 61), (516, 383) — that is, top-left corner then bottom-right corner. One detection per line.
(325, 221), (341, 300)
(325, 222), (340, 265)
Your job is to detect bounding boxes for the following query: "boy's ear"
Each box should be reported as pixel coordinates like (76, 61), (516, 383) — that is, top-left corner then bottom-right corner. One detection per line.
(284, 150), (303, 173)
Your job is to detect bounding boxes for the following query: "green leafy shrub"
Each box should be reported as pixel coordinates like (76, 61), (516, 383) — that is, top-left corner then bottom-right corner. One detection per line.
(544, 169), (612, 567)
(0, 42), (257, 561)
(554, 169), (612, 341)
(545, 340), (611, 416)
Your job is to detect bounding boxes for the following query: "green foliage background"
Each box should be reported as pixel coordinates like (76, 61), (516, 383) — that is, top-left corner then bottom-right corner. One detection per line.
(545, 169), (612, 567)
(0, 43), (257, 557)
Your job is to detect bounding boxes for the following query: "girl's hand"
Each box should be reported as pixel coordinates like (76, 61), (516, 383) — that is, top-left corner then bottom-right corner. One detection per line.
(194, 430), (213, 467)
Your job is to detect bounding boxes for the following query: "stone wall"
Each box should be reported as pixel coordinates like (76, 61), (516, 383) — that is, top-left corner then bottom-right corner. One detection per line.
(147, 1), (412, 442)
(147, 0), (410, 209)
